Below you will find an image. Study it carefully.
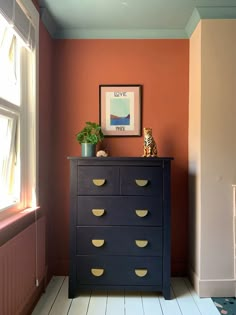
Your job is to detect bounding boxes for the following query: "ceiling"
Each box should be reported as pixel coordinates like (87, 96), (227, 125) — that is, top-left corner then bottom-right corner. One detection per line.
(38, 0), (236, 39)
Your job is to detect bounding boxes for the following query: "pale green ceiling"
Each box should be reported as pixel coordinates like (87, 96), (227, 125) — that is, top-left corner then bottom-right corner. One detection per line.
(38, 0), (236, 39)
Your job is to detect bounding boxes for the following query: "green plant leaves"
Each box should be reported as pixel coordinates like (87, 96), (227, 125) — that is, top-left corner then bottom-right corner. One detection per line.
(76, 121), (104, 144)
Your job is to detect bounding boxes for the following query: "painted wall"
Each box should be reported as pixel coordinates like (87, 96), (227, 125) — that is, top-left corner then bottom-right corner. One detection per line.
(48, 39), (189, 275)
(189, 19), (236, 296)
(189, 22), (202, 287)
(39, 20), (54, 278)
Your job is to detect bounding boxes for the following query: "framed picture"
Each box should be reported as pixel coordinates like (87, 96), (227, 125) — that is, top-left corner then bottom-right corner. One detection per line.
(99, 84), (142, 137)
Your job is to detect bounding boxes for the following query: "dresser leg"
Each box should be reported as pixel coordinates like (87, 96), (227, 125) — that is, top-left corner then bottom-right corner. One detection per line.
(163, 287), (171, 300)
(68, 291), (75, 299)
(68, 280), (76, 299)
(68, 289), (75, 299)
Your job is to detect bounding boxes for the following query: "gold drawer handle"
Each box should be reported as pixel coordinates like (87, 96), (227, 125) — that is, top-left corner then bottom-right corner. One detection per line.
(135, 269), (148, 277)
(135, 179), (149, 187)
(91, 268), (104, 277)
(91, 239), (105, 247)
(135, 240), (149, 248)
(92, 179), (106, 186)
(92, 209), (105, 217)
(135, 210), (149, 217)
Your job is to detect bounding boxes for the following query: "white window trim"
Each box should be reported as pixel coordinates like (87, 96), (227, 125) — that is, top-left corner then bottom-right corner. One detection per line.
(20, 45), (37, 209)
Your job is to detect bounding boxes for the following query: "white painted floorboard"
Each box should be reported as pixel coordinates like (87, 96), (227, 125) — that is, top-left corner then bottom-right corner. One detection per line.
(125, 291), (144, 315)
(106, 291), (125, 315)
(32, 276), (220, 315)
(49, 277), (72, 315)
(184, 278), (220, 315)
(68, 292), (91, 315)
(171, 278), (202, 315)
(141, 292), (163, 315)
(87, 292), (107, 315)
(159, 288), (182, 315)
(32, 276), (65, 315)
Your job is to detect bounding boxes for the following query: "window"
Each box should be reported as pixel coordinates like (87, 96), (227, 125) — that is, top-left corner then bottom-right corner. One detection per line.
(0, 0), (38, 215)
(0, 20), (20, 105)
(0, 108), (18, 209)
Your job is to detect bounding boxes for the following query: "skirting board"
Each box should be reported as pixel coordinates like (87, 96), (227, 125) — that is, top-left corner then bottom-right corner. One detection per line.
(189, 268), (236, 297)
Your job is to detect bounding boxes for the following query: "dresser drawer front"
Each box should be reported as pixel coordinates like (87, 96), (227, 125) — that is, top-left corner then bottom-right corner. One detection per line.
(76, 227), (162, 256)
(120, 167), (163, 195)
(76, 256), (162, 286)
(77, 196), (163, 226)
(77, 166), (119, 195)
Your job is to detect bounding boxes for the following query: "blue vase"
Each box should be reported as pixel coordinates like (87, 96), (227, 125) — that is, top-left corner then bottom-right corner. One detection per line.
(81, 143), (96, 157)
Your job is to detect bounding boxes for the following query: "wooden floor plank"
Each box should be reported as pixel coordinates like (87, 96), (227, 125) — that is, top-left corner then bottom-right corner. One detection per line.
(159, 288), (182, 315)
(49, 277), (72, 315)
(141, 292), (163, 315)
(171, 278), (201, 315)
(184, 278), (220, 315)
(68, 292), (91, 315)
(106, 291), (125, 315)
(125, 291), (144, 315)
(32, 276), (65, 315)
(32, 277), (221, 315)
(86, 291), (107, 315)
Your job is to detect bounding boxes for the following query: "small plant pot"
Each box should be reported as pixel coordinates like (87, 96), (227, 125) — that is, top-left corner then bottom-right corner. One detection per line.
(81, 143), (96, 157)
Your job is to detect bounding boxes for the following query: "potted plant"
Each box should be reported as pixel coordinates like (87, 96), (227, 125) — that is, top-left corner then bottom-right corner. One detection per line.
(76, 121), (104, 157)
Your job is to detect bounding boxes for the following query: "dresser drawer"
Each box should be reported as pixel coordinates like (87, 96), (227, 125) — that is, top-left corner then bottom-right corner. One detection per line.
(120, 167), (163, 196)
(76, 256), (162, 286)
(77, 196), (162, 226)
(76, 226), (162, 256)
(77, 166), (119, 195)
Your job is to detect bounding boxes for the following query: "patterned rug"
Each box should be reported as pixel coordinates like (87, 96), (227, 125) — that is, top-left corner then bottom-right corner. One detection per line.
(213, 297), (236, 315)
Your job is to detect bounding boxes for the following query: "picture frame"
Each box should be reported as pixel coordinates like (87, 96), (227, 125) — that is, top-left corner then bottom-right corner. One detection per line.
(99, 84), (142, 137)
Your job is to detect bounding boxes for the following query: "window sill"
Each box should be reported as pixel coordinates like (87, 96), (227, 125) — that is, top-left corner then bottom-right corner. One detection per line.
(0, 206), (43, 246)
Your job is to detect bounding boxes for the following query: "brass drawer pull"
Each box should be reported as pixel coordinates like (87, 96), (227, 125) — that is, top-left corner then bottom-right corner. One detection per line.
(135, 210), (149, 217)
(92, 209), (105, 217)
(135, 269), (148, 277)
(135, 240), (149, 248)
(92, 179), (106, 186)
(91, 268), (104, 277)
(91, 239), (105, 247)
(135, 179), (149, 187)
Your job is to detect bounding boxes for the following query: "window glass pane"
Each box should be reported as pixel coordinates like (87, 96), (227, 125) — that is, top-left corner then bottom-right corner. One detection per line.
(0, 110), (19, 210)
(0, 15), (6, 45)
(0, 14), (20, 106)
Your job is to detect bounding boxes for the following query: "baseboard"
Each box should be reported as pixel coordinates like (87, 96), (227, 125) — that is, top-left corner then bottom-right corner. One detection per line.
(189, 268), (236, 297)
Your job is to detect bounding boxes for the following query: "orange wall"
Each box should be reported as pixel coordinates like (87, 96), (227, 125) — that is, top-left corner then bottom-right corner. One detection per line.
(45, 39), (189, 275)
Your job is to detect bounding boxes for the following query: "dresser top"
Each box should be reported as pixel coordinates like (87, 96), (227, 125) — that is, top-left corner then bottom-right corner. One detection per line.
(68, 156), (173, 160)
(68, 156), (173, 166)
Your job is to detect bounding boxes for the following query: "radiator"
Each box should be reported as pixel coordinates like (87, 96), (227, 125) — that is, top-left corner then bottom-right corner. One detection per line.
(0, 217), (45, 315)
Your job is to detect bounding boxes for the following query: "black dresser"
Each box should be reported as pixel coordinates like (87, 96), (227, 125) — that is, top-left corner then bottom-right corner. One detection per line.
(68, 157), (173, 299)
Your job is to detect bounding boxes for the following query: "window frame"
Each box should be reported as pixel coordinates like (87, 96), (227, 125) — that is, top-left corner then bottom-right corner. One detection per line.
(0, 0), (39, 219)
